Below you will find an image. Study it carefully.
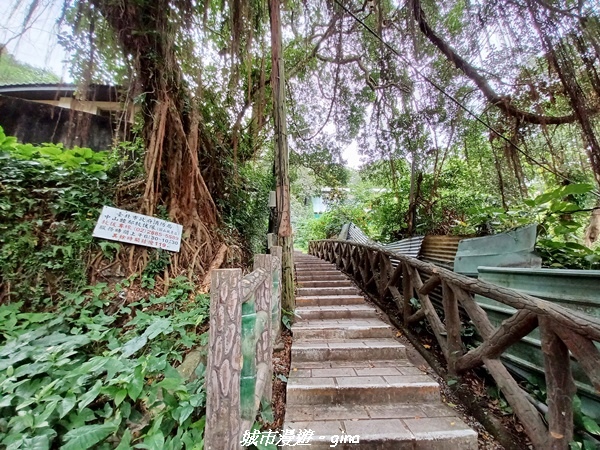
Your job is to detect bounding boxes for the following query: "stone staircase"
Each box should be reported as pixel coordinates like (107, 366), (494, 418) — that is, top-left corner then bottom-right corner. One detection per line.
(283, 253), (478, 449)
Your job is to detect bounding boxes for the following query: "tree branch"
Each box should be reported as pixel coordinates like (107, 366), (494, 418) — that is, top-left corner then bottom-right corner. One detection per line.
(410, 0), (591, 125)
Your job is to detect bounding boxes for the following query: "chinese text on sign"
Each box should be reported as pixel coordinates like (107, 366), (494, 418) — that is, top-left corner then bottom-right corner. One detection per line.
(93, 206), (183, 252)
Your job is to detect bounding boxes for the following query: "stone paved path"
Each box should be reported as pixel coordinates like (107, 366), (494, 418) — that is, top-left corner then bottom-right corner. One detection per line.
(282, 253), (478, 449)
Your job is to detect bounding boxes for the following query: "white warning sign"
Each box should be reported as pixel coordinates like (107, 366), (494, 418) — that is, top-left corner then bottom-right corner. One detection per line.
(93, 206), (183, 252)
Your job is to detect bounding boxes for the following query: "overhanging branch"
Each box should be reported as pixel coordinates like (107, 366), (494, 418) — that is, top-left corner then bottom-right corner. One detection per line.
(411, 0), (591, 125)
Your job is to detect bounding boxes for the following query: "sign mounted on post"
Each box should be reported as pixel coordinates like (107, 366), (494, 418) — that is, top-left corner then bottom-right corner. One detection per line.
(93, 206), (183, 252)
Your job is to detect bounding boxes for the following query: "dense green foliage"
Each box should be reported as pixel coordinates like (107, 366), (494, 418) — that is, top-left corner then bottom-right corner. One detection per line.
(0, 126), (116, 305)
(0, 278), (209, 450)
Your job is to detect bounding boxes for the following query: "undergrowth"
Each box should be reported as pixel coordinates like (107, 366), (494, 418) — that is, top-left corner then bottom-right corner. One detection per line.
(0, 126), (116, 306)
(0, 277), (210, 450)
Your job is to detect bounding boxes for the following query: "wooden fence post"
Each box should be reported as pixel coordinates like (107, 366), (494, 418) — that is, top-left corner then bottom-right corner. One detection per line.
(540, 317), (576, 449)
(206, 269), (243, 450)
(254, 256), (274, 406)
(270, 245), (283, 343)
(442, 281), (462, 375)
(402, 262), (413, 326)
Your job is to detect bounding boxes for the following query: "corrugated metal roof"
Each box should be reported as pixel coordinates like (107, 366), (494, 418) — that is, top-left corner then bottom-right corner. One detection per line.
(346, 223), (374, 245)
(382, 236), (424, 259)
(338, 223), (350, 240)
(419, 235), (466, 270)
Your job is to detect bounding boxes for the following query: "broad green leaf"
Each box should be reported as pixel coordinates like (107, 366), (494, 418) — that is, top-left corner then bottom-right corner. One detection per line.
(128, 367), (144, 401)
(39, 147), (63, 157)
(534, 191), (557, 205)
(143, 431), (165, 450)
(582, 416), (600, 435)
(78, 380), (102, 411)
(60, 422), (118, 450)
(10, 435), (50, 450)
(114, 389), (127, 406)
(145, 318), (172, 340)
(0, 393), (14, 407)
(120, 335), (148, 358)
(115, 429), (132, 450)
(59, 394), (76, 419)
(174, 404), (194, 424)
(260, 398), (274, 423)
(156, 376), (183, 390)
(560, 183), (593, 196)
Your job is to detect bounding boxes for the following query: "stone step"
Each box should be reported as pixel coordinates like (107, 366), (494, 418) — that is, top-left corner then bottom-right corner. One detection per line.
(294, 305), (379, 320)
(292, 339), (406, 362)
(296, 273), (348, 282)
(286, 372), (440, 405)
(287, 259), (478, 449)
(293, 319), (394, 340)
(296, 295), (365, 307)
(285, 401), (467, 423)
(282, 415), (477, 449)
(297, 287), (358, 297)
(295, 270), (341, 277)
(295, 267), (338, 273)
(296, 280), (354, 288)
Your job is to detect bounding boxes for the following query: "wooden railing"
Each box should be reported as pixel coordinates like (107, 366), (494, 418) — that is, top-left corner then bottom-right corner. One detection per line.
(309, 239), (600, 450)
(205, 246), (282, 450)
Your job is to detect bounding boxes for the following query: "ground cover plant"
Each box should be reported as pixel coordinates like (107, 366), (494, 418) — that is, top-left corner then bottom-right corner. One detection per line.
(0, 277), (210, 450)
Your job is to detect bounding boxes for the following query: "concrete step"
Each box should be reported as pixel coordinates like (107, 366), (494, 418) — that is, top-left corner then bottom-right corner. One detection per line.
(294, 305), (379, 320)
(293, 319), (394, 340)
(292, 339), (407, 362)
(295, 267), (339, 274)
(297, 287), (358, 297)
(286, 371), (439, 405)
(295, 265), (337, 270)
(282, 415), (477, 449)
(296, 273), (348, 282)
(296, 295), (365, 307)
(285, 401), (467, 423)
(295, 270), (341, 277)
(296, 280), (354, 288)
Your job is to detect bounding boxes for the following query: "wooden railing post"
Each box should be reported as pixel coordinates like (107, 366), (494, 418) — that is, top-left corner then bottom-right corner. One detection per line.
(401, 262), (412, 326)
(254, 256), (274, 407)
(206, 269), (243, 450)
(442, 281), (462, 375)
(540, 317), (576, 449)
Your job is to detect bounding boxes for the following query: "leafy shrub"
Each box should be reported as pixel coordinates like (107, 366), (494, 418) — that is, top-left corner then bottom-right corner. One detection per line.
(219, 161), (272, 256)
(0, 280), (209, 450)
(0, 127), (115, 305)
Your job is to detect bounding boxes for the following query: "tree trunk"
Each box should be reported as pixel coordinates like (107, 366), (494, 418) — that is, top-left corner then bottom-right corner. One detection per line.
(585, 206), (600, 247)
(269, 0), (295, 312)
(92, 0), (220, 277)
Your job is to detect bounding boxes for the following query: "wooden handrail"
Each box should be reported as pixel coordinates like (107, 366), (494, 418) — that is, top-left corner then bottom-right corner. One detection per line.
(205, 246), (282, 450)
(309, 239), (600, 450)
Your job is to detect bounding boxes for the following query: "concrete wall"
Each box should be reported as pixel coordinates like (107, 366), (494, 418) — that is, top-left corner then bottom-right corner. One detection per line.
(0, 95), (118, 151)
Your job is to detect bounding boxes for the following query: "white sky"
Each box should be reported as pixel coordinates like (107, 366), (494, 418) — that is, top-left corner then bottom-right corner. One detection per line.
(0, 1), (70, 79)
(342, 140), (362, 169)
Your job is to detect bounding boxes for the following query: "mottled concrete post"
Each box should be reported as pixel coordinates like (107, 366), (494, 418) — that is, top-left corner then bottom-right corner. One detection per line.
(270, 246), (283, 344)
(254, 256), (274, 405)
(205, 269), (242, 450)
